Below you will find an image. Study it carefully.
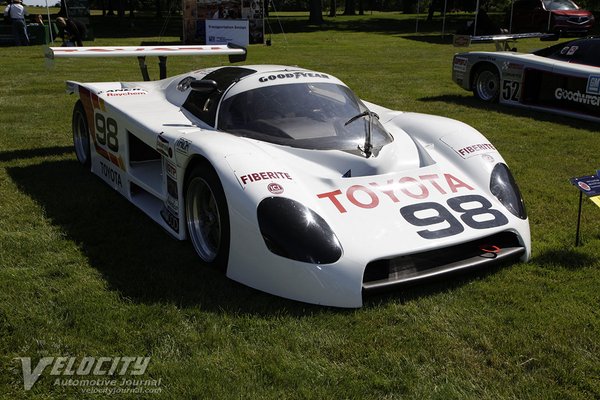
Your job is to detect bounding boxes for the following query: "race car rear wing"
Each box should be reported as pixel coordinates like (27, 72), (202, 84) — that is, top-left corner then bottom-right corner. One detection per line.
(45, 42), (247, 81)
(453, 32), (558, 51)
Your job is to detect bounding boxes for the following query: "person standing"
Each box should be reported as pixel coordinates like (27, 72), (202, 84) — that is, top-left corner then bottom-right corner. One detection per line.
(4, 0), (30, 46)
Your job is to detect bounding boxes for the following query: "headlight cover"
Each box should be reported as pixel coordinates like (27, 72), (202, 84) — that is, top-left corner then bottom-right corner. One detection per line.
(257, 197), (342, 264)
(490, 163), (527, 219)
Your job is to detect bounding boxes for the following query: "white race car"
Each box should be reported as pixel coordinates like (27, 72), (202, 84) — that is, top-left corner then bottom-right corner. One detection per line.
(452, 37), (600, 122)
(49, 45), (530, 307)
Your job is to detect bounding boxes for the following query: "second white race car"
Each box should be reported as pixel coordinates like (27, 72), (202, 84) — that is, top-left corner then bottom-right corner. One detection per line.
(51, 45), (531, 307)
(452, 37), (600, 122)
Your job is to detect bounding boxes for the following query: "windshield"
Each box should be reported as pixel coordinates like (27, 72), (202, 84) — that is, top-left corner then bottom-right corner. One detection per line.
(217, 82), (393, 151)
(543, 0), (578, 10)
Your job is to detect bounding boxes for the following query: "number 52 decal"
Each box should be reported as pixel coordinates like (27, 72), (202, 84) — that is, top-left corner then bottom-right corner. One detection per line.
(400, 194), (508, 239)
(501, 80), (520, 102)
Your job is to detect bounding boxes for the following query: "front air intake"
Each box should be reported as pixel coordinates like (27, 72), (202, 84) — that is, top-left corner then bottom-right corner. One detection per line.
(363, 231), (524, 292)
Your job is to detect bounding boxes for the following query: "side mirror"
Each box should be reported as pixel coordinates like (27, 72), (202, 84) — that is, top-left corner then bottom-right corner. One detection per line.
(190, 79), (219, 95)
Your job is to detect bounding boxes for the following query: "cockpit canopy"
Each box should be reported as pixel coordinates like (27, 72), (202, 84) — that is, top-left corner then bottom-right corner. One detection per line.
(182, 67), (394, 152)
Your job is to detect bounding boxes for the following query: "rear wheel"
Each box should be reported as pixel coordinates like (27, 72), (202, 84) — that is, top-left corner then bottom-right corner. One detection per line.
(472, 65), (500, 102)
(72, 100), (91, 167)
(185, 164), (230, 270)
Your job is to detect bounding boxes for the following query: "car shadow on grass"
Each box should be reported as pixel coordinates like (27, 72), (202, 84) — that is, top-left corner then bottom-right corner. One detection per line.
(419, 94), (600, 130)
(7, 159), (314, 316)
(0, 146), (72, 163)
(401, 34), (455, 45)
(531, 248), (597, 270)
(7, 158), (510, 315)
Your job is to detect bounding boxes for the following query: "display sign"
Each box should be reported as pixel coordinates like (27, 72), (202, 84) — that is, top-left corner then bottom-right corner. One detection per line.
(182, 0), (263, 45)
(206, 19), (249, 46)
(570, 171), (600, 208)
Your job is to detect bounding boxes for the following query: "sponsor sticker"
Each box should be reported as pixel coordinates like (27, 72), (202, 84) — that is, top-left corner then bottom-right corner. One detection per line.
(99, 160), (123, 188)
(554, 88), (600, 107)
(316, 174), (510, 240)
(166, 162), (177, 179)
(175, 138), (191, 155)
(502, 62), (525, 80)
(166, 196), (179, 216)
(258, 72), (330, 83)
(440, 136), (497, 159)
(267, 182), (284, 195)
(587, 75), (600, 95)
(454, 143), (497, 158)
(316, 173), (474, 213)
(100, 88), (148, 97)
(167, 176), (178, 199)
(453, 57), (468, 72)
(502, 62), (524, 71)
(238, 171), (293, 186)
(156, 135), (172, 158)
(161, 208), (179, 233)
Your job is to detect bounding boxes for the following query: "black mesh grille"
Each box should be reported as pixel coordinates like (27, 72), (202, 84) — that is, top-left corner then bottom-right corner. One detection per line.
(363, 231), (524, 291)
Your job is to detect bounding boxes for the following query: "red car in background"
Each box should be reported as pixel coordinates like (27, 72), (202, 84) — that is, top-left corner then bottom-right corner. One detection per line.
(508, 0), (595, 35)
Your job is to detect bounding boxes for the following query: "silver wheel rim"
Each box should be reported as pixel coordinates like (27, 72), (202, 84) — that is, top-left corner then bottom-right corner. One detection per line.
(476, 70), (499, 102)
(73, 111), (90, 164)
(186, 177), (221, 262)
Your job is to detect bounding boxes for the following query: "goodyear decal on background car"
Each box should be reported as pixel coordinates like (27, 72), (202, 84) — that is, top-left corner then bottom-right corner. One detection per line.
(529, 70), (600, 118)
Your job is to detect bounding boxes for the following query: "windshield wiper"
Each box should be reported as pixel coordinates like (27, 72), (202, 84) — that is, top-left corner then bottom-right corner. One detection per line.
(345, 110), (379, 158)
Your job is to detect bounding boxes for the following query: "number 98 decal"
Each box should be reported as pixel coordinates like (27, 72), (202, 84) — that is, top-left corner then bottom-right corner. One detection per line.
(400, 195), (508, 239)
(95, 113), (119, 152)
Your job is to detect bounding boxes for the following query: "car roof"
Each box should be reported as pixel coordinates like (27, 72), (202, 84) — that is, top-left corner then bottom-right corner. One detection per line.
(533, 37), (600, 67)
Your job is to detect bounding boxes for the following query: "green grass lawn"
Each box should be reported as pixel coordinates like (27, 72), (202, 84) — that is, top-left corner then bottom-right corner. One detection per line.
(1, 11), (599, 399)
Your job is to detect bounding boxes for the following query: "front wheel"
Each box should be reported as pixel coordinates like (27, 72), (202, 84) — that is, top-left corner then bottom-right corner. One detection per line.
(185, 164), (230, 271)
(472, 65), (500, 102)
(72, 100), (91, 167)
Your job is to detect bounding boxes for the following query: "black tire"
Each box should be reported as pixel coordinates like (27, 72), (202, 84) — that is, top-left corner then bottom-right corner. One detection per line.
(472, 65), (501, 102)
(72, 100), (91, 168)
(185, 163), (230, 271)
